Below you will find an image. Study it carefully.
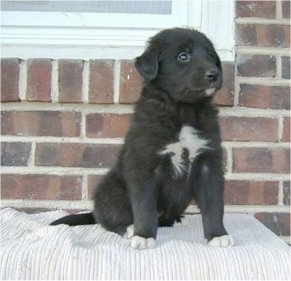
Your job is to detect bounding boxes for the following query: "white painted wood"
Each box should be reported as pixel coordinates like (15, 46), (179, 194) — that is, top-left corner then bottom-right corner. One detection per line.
(201, 0), (235, 53)
(1, 0), (234, 60)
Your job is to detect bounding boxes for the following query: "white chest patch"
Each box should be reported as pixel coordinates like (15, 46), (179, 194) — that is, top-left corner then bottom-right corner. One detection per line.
(160, 125), (209, 178)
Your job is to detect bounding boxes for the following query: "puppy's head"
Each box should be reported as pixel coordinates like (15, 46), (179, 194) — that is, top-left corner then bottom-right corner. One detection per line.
(135, 28), (222, 103)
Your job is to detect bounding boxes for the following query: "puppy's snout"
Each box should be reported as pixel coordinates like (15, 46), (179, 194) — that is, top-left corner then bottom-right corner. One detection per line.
(205, 68), (219, 82)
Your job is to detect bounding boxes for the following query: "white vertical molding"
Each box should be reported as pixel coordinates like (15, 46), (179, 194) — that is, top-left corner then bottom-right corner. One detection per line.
(201, 0), (235, 59)
(187, 0), (202, 28)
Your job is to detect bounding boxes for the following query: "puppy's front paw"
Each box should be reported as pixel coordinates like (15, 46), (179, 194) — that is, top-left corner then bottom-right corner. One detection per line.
(123, 224), (134, 239)
(129, 235), (156, 250)
(208, 235), (234, 247)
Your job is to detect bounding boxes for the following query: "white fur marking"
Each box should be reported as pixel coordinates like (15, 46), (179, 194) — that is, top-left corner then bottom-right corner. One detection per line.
(160, 142), (186, 177)
(129, 236), (156, 250)
(205, 88), (215, 96)
(160, 125), (209, 177)
(208, 235), (234, 247)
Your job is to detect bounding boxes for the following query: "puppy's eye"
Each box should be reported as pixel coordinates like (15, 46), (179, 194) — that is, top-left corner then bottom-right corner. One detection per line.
(177, 51), (191, 63)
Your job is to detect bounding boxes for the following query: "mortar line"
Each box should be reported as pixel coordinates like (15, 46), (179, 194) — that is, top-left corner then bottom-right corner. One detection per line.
(113, 60), (121, 104)
(235, 77), (290, 86)
(82, 174), (88, 200)
(18, 60), (27, 101)
(276, 0), (282, 19)
(278, 180), (284, 205)
(236, 17), (289, 25)
(1, 102), (135, 113)
(233, 74), (240, 106)
(1, 167), (290, 181)
(80, 113), (86, 139)
(82, 60), (89, 103)
(2, 102), (289, 116)
(28, 142), (36, 168)
(1, 135), (289, 148)
(51, 60), (59, 103)
(226, 147), (233, 174)
(0, 135), (125, 144)
(0, 167), (109, 175)
(276, 55), (283, 79)
(278, 115), (284, 142)
(236, 47), (290, 55)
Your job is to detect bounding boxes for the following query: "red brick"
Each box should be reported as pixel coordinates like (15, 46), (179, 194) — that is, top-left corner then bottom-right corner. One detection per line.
(1, 58), (20, 102)
(283, 181), (290, 205)
(27, 59), (51, 102)
(1, 142), (31, 166)
(236, 24), (290, 48)
(236, 1), (276, 18)
(219, 116), (278, 141)
(224, 180), (279, 205)
(119, 60), (142, 104)
(233, 147), (290, 173)
(282, 117), (290, 142)
(35, 143), (121, 168)
(214, 62), (234, 106)
(1, 174), (82, 200)
(87, 175), (102, 199)
(236, 54), (276, 77)
(86, 113), (131, 138)
(282, 56), (290, 79)
(89, 60), (114, 104)
(238, 84), (290, 110)
(59, 59), (83, 103)
(1, 111), (81, 137)
(254, 213), (290, 236)
(282, 1), (290, 18)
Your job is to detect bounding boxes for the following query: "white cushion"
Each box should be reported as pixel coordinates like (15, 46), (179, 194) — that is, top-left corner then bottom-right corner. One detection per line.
(1, 208), (290, 279)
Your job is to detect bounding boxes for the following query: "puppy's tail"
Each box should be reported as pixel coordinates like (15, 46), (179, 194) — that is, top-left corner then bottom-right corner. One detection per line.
(50, 212), (96, 226)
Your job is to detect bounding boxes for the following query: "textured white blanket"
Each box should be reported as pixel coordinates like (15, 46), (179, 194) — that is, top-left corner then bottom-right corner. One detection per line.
(1, 208), (290, 280)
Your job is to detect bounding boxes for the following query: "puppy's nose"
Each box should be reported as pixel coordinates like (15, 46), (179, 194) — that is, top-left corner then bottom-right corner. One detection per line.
(206, 68), (219, 82)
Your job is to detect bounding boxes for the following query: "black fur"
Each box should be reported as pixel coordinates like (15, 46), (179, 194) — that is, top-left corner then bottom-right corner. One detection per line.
(51, 28), (228, 242)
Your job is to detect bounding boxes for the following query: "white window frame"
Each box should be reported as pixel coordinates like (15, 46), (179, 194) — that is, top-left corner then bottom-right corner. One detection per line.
(1, 0), (234, 60)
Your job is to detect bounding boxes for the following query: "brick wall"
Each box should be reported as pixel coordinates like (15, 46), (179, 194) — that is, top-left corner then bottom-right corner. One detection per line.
(1, 0), (290, 243)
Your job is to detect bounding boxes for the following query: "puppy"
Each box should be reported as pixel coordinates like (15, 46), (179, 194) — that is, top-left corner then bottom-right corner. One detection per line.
(51, 28), (233, 249)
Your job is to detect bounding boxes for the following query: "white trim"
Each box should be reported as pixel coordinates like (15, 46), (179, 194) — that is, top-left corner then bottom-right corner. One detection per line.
(1, 0), (234, 60)
(1, 0), (201, 46)
(201, 0), (235, 54)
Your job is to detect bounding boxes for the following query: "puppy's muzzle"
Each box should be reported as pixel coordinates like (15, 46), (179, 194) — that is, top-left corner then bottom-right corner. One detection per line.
(205, 67), (222, 90)
(206, 68), (219, 83)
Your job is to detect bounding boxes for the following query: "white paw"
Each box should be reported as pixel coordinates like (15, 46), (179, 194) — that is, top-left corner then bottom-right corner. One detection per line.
(129, 235), (156, 250)
(123, 224), (134, 239)
(208, 235), (234, 247)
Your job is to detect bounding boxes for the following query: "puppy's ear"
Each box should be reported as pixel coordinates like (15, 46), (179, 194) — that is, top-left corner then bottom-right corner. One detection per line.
(135, 45), (159, 81)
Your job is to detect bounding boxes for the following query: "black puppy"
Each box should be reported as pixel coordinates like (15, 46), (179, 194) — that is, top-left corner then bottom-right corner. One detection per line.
(51, 28), (233, 249)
